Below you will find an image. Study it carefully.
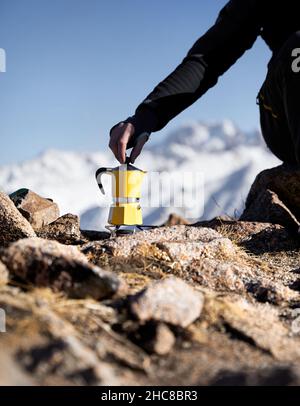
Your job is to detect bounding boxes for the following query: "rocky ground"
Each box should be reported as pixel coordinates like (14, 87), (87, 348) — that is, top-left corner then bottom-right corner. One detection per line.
(2, 165), (300, 386)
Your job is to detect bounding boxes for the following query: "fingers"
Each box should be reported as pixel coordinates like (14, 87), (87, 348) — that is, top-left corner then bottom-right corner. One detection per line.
(117, 127), (131, 164)
(109, 123), (134, 164)
(109, 123), (123, 162)
(130, 133), (149, 163)
(109, 122), (148, 164)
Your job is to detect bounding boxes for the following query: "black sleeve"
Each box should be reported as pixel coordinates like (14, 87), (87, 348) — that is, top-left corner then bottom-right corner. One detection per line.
(114, 0), (262, 148)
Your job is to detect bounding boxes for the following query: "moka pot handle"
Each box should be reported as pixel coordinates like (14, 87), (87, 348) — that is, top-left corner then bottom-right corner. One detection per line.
(95, 167), (113, 195)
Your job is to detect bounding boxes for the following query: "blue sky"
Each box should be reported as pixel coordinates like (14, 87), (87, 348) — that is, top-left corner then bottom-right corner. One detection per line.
(0, 0), (271, 165)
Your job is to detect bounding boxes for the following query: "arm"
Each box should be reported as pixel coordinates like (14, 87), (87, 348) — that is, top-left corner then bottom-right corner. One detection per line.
(110, 0), (262, 162)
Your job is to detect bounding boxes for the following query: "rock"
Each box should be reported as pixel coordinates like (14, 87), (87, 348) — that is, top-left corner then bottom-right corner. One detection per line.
(188, 256), (298, 305)
(97, 226), (224, 258)
(194, 218), (299, 254)
(156, 238), (236, 266)
(0, 261), (8, 285)
(194, 217), (275, 243)
(239, 163), (300, 230)
(162, 213), (190, 226)
(80, 229), (111, 242)
(135, 225), (221, 243)
(211, 366), (298, 386)
(17, 310), (120, 385)
(191, 259), (249, 293)
(10, 189), (60, 230)
(240, 189), (300, 231)
(1, 238), (126, 300)
(206, 295), (300, 363)
(241, 164), (300, 224)
(0, 192), (36, 247)
(38, 213), (81, 244)
(130, 277), (204, 328)
(0, 289), (123, 385)
(240, 225), (300, 254)
(138, 322), (176, 355)
(0, 352), (35, 385)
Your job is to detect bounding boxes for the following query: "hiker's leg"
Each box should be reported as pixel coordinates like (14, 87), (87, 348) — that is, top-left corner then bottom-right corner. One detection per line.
(258, 40), (298, 165)
(258, 31), (300, 167)
(280, 32), (300, 166)
(257, 79), (295, 165)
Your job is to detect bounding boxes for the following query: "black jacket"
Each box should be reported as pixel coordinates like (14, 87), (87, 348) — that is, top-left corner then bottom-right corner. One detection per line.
(116, 0), (300, 147)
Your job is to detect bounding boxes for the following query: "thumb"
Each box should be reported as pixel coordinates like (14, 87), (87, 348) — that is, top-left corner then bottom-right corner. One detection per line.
(130, 132), (150, 163)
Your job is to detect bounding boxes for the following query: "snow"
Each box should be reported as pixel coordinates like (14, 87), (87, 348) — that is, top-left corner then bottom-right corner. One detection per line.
(0, 120), (280, 230)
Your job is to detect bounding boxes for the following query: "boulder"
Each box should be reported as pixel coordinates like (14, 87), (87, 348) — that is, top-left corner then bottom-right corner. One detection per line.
(1, 238), (126, 300)
(240, 189), (300, 231)
(0, 192), (36, 247)
(241, 164), (300, 226)
(0, 261), (8, 285)
(98, 226), (223, 258)
(38, 213), (81, 244)
(129, 277), (204, 328)
(10, 189), (60, 230)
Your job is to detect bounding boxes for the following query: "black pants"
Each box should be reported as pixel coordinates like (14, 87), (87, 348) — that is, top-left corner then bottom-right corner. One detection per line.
(258, 31), (300, 167)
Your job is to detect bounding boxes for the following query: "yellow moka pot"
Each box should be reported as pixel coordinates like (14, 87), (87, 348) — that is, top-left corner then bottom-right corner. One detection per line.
(96, 161), (146, 226)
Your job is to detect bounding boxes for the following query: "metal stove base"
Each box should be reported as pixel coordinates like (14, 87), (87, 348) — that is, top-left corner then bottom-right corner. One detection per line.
(105, 224), (158, 237)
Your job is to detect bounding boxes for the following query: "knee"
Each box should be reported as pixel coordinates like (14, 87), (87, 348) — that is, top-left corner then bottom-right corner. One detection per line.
(289, 31), (300, 41)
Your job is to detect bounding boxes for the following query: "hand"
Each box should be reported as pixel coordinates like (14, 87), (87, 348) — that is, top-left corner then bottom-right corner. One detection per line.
(109, 122), (148, 164)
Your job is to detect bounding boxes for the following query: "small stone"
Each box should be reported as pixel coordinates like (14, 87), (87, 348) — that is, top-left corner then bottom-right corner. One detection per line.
(143, 323), (176, 355)
(0, 261), (8, 285)
(1, 238), (126, 300)
(0, 192), (36, 247)
(130, 277), (204, 328)
(10, 189), (60, 231)
(162, 213), (190, 226)
(38, 214), (81, 244)
(240, 189), (300, 231)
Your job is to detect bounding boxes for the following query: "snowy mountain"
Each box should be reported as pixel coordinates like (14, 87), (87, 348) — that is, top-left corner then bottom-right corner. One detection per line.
(0, 120), (280, 230)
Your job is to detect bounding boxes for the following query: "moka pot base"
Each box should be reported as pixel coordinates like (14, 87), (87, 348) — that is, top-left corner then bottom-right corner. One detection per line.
(108, 202), (143, 226)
